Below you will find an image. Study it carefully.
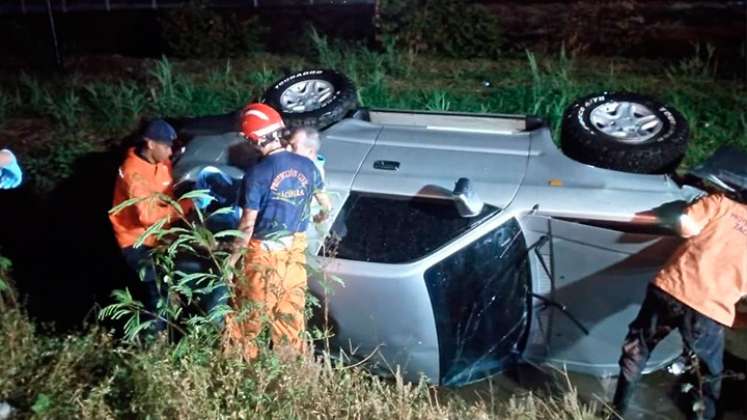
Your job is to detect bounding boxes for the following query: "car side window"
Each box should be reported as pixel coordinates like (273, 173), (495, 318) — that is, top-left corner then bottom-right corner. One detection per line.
(321, 191), (499, 263)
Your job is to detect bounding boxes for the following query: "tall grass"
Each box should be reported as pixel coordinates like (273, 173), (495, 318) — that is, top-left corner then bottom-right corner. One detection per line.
(0, 304), (607, 419)
(2, 48), (744, 191)
(84, 81), (147, 134)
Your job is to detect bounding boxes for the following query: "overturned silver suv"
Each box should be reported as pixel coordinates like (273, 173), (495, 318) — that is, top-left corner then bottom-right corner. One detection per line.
(171, 69), (745, 386)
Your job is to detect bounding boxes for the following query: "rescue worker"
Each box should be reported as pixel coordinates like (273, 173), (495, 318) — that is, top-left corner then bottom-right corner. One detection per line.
(0, 148), (22, 189)
(224, 103), (331, 360)
(109, 119), (193, 333)
(288, 127), (326, 181)
(288, 127), (328, 220)
(612, 192), (747, 420)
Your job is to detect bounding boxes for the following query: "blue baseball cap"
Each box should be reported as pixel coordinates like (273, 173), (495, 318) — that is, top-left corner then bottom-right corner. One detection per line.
(143, 119), (177, 145)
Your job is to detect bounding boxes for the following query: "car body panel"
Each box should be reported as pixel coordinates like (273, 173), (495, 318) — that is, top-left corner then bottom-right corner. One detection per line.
(173, 133), (249, 183)
(307, 258), (441, 383)
(512, 127), (702, 222)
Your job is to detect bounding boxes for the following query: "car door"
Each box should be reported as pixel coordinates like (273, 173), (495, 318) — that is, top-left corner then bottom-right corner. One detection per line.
(352, 125), (530, 206)
(520, 215), (684, 376)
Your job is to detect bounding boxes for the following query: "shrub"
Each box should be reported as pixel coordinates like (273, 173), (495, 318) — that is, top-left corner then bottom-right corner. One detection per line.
(0, 90), (11, 128)
(160, 0), (267, 58)
(375, 0), (503, 58)
(561, 1), (645, 55)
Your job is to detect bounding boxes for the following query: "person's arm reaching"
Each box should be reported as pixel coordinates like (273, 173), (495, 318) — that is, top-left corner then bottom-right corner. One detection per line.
(631, 194), (722, 238)
(312, 191), (332, 223)
(229, 209), (258, 267)
(676, 193), (723, 238)
(123, 172), (191, 226)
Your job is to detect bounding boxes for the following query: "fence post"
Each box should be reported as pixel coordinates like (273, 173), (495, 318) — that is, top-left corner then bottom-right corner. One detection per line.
(45, 0), (63, 71)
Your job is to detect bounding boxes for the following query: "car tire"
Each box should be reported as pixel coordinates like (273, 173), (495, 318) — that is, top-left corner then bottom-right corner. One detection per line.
(262, 69), (358, 129)
(560, 92), (689, 174)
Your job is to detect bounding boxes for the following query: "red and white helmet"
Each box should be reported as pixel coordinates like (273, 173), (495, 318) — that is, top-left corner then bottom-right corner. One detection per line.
(240, 103), (285, 144)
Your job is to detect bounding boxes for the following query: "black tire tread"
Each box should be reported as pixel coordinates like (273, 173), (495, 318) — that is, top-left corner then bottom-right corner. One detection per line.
(560, 92), (689, 174)
(262, 69), (359, 130)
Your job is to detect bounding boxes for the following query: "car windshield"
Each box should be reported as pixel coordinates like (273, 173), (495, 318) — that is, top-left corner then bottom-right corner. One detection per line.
(424, 217), (531, 386)
(321, 192), (500, 263)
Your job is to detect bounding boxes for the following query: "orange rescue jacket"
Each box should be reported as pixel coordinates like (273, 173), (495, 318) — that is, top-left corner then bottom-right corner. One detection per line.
(654, 193), (747, 328)
(110, 147), (192, 248)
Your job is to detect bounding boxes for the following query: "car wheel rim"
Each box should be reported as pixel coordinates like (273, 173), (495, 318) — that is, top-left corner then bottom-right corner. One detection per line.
(589, 100), (664, 144)
(279, 79), (335, 113)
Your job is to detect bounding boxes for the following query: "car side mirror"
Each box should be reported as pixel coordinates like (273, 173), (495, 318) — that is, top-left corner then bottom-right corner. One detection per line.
(453, 177), (484, 217)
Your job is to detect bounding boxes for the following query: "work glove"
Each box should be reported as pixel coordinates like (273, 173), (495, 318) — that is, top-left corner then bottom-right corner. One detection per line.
(0, 151), (22, 189)
(653, 200), (686, 229)
(192, 193), (214, 210)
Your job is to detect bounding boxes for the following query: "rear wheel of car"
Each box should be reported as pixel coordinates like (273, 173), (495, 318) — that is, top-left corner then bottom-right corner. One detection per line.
(560, 92), (689, 174)
(262, 69), (358, 129)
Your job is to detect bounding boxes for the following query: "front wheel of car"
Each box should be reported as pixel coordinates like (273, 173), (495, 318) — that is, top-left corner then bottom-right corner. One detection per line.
(262, 69), (359, 130)
(560, 92), (689, 174)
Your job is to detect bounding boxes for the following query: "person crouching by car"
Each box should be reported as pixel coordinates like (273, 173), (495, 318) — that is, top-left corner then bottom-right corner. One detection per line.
(0, 148), (22, 190)
(224, 103), (331, 361)
(612, 192), (747, 420)
(109, 119), (193, 334)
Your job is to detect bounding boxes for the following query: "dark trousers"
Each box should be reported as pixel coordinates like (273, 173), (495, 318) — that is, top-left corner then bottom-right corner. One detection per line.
(613, 284), (725, 420)
(121, 245), (166, 333)
(174, 257), (229, 329)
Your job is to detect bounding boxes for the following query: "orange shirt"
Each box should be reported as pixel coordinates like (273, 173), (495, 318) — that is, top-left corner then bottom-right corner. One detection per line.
(109, 147), (192, 248)
(654, 193), (747, 327)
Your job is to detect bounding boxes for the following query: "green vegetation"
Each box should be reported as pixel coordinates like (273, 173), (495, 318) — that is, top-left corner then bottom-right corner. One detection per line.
(0, 38), (743, 192)
(0, 304), (606, 419)
(375, 0), (504, 58)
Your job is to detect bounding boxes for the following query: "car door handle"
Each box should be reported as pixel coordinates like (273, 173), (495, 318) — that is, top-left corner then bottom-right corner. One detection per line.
(373, 160), (400, 171)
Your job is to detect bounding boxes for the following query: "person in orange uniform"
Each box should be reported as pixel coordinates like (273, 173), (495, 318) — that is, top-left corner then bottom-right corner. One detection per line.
(612, 192), (747, 420)
(110, 119), (193, 333)
(224, 104), (330, 360)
